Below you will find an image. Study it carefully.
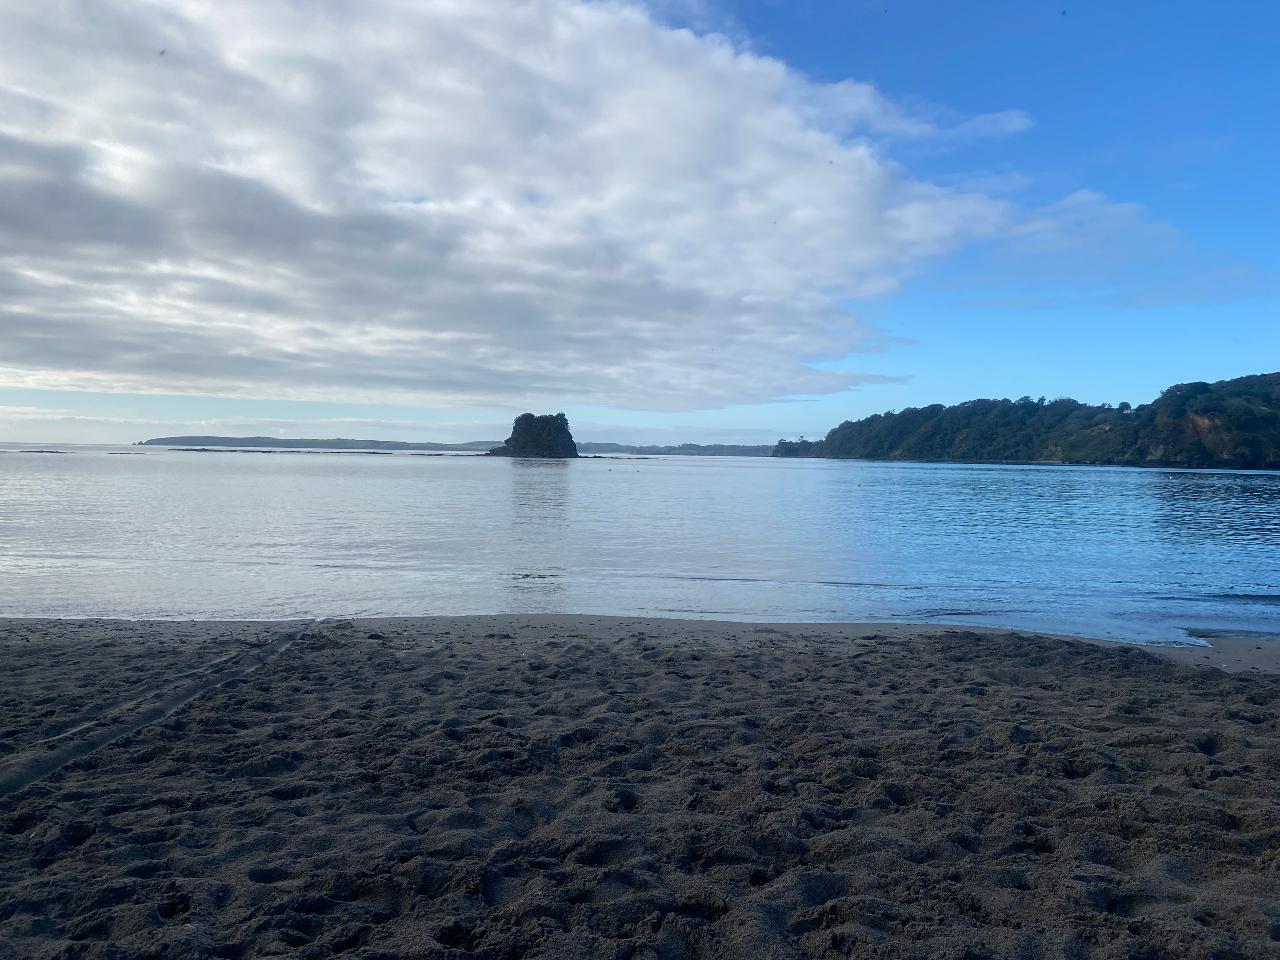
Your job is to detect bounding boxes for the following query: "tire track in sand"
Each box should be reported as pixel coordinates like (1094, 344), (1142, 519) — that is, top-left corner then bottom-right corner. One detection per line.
(0, 622), (316, 797)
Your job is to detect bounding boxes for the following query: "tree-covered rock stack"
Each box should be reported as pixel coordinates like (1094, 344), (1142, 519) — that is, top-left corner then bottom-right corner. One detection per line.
(489, 413), (579, 458)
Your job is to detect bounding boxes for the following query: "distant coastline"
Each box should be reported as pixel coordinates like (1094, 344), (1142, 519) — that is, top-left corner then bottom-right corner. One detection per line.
(581, 442), (773, 457)
(138, 436), (775, 457)
(138, 436), (499, 452)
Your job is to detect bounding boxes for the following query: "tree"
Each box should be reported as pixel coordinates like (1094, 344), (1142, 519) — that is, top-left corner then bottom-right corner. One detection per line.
(489, 412), (579, 458)
(769, 372), (1280, 469)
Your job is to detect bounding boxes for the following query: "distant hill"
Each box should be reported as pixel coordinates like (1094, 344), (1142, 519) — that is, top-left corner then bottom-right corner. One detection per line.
(773, 372), (1280, 469)
(138, 436), (497, 451)
(136, 435), (773, 457)
(578, 442), (773, 457)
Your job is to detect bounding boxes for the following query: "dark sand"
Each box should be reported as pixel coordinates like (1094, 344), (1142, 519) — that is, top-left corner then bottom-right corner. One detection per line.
(1, 617), (1278, 959)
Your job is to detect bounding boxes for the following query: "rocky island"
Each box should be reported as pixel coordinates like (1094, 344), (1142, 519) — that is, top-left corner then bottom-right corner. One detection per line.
(488, 412), (579, 458)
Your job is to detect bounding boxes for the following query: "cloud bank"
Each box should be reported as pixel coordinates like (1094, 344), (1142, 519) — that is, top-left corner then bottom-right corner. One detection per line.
(0, 0), (1028, 410)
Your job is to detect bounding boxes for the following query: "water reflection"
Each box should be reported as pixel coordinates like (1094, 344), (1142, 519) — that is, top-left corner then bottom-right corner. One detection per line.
(502, 459), (570, 610)
(1150, 471), (1280, 543)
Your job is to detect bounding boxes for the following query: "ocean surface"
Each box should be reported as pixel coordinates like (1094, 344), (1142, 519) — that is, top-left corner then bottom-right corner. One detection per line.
(1, 444), (1277, 644)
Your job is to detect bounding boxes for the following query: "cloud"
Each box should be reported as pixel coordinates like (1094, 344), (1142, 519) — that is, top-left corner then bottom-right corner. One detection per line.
(0, 0), (1030, 411)
(948, 189), (1265, 309)
(1010, 189), (1181, 261)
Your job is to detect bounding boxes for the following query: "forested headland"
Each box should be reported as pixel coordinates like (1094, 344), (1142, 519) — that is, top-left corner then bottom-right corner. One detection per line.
(773, 372), (1280, 469)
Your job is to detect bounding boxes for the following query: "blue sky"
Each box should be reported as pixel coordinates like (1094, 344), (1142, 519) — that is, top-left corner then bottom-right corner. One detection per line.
(682, 0), (1279, 423)
(0, 0), (1274, 444)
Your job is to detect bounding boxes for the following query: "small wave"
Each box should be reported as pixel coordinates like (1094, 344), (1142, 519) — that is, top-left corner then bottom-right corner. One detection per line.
(911, 609), (1030, 619)
(1187, 627), (1280, 640)
(1209, 593), (1280, 605)
(670, 574), (929, 590)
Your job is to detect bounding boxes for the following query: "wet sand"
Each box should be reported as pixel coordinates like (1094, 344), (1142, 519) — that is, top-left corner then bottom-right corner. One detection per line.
(2, 616), (1278, 959)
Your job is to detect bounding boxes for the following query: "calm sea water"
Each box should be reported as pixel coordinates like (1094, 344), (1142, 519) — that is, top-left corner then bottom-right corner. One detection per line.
(1, 444), (1277, 644)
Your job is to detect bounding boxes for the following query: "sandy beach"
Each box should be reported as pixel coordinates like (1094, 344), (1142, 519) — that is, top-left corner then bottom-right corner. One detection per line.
(2, 616), (1278, 959)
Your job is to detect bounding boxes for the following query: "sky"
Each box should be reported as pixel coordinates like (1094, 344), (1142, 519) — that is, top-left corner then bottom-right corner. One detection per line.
(0, 0), (1275, 445)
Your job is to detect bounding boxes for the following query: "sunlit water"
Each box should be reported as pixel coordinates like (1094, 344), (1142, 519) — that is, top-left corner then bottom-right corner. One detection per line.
(1, 444), (1278, 644)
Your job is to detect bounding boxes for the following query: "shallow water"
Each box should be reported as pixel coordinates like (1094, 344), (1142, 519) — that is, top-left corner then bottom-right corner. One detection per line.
(1, 444), (1277, 643)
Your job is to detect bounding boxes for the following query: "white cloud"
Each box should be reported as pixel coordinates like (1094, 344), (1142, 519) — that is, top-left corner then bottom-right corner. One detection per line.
(0, 0), (1030, 411)
(968, 189), (1205, 296)
(1012, 189), (1181, 257)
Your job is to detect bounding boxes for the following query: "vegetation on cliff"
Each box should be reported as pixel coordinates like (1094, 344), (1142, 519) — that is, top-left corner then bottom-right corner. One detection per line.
(773, 372), (1280, 469)
(489, 413), (579, 458)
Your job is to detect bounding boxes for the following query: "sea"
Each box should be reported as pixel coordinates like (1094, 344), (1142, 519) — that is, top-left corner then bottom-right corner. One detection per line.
(1, 443), (1277, 645)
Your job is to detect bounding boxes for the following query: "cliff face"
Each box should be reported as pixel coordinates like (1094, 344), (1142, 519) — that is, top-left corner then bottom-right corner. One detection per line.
(773, 372), (1280, 469)
(489, 413), (579, 459)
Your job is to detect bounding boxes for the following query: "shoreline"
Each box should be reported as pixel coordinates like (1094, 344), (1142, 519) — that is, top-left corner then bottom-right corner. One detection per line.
(2, 614), (1276, 673)
(8, 441), (1280, 474)
(773, 454), (1280, 473)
